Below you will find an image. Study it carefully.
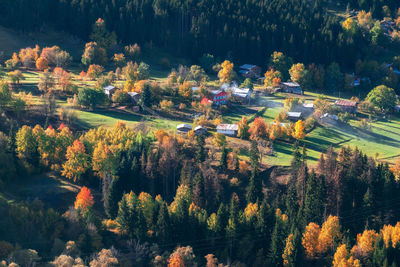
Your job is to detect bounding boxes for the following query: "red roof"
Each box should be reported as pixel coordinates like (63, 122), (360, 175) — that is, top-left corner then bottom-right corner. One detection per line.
(201, 98), (213, 105)
(335, 100), (357, 107)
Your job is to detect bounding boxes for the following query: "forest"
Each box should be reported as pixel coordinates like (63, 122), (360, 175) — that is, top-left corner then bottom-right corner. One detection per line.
(1, 0), (399, 68)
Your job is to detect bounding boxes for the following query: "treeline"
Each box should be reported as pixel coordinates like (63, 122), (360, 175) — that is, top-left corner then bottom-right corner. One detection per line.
(1, 0), (363, 67)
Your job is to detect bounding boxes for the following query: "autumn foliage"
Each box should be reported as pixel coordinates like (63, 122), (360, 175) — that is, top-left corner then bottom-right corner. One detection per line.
(74, 186), (94, 211)
(292, 120), (305, 140)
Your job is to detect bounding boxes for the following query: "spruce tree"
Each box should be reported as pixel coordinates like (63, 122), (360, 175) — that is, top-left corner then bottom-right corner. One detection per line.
(267, 217), (286, 267)
(291, 141), (302, 174)
(303, 171), (325, 224)
(247, 170), (262, 203)
(220, 145), (228, 170)
(250, 140), (259, 169)
(156, 202), (171, 244)
(139, 83), (151, 108)
(196, 135), (206, 162)
(105, 176), (120, 219)
(193, 172), (205, 208)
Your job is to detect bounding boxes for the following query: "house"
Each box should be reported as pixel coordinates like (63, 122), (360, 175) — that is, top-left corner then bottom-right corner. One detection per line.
(194, 126), (207, 135)
(303, 103), (314, 109)
(216, 124), (238, 136)
(128, 92), (140, 104)
(104, 85), (116, 97)
(287, 112), (302, 121)
(176, 124), (192, 134)
(211, 90), (227, 106)
(320, 113), (339, 123)
(231, 88), (252, 103)
(239, 64), (262, 78)
(280, 82), (303, 95)
(334, 100), (358, 113)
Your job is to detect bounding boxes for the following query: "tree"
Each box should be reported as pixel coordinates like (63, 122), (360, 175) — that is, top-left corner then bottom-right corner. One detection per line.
(105, 177), (120, 219)
(370, 21), (386, 46)
(220, 145), (228, 170)
(75, 186), (94, 212)
(240, 78), (253, 89)
(250, 139), (260, 169)
(325, 63), (343, 93)
(270, 51), (293, 81)
(62, 140), (90, 182)
(81, 42), (107, 66)
(90, 18), (117, 50)
(333, 244), (360, 267)
(36, 57), (49, 71)
(77, 88), (106, 109)
(112, 89), (130, 105)
(156, 202), (171, 243)
(178, 81), (192, 99)
(366, 85), (396, 113)
(38, 70), (54, 93)
(8, 70), (24, 85)
(218, 60), (235, 83)
(246, 170), (262, 203)
(15, 125), (38, 165)
(168, 254), (185, 267)
(289, 63), (306, 83)
(200, 54), (215, 73)
(264, 68), (282, 87)
(292, 120), (305, 140)
(188, 65), (207, 84)
(124, 44), (141, 61)
(139, 83), (151, 108)
(304, 172), (325, 224)
(87, 64), (104, 80)
(113, 53), (125, 67)
(302, 222), (321, 258)
(237, 116), (250, 139)
(0, 81), (12, 109)
(249, 117), (267, 140)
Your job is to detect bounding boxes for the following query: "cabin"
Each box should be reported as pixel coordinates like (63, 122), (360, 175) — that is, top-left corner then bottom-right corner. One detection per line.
(211, 90), (227, 106)
(176, 124), (192, 134)
(216, 124), (238, 136)
(287, 112), (303, 121)
(239, 64), (262, 78)
(194, 126), (207, 135)
(128, 92), (140, 104)
(104, 85), (116, 97)
(231, 88), (252, 103)
(334, 100), (358, 113)
(280, 82), (303, 95)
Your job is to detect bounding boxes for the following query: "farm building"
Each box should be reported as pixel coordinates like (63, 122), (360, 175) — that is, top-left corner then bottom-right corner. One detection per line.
(334, 100), (358, 113)
(176, 124), (192, 134)
(280, 82), (303, 95)
(303, 103), (314, 109)
(239, 64), (262, 78)
(211, 90), (227, 106)
(128, 92), (140, 103)
(320, 113), (339, 124)
(104, 85), (116, 97)
(194, 126), (207, 135)
(231, 88), (252, 103)
(287, 112), (302, 121)
(216, 124), (238, 136)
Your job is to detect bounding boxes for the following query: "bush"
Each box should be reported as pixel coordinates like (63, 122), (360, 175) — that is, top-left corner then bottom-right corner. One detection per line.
(77, 87), (106, 109)
(160, 99), (174, 110)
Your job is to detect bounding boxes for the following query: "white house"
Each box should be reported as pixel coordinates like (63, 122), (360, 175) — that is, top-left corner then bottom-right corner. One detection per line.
(231, 88), (252, 103)
(194, 125), (207, 135)
(216, 124), (238, 136)
(104, 85), (116, 97)
(176, 124), (192, 134)
(128, 92), (140, 103)
(287, 112), (303, 121)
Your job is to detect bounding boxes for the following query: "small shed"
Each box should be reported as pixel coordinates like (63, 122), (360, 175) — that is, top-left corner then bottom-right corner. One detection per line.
(104, 85), (116, 97)
(334, 100), (358, 113)
(216, 124), (238, 136)
(280, 82), (303, 95)
(128, 92), (140, 103)
(287, 112), (303, 121)
(177, 124), (192, 134)
(194, 126), (207, 135)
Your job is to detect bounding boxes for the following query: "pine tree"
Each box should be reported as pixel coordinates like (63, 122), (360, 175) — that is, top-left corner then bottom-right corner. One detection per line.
(268, 217), (286, 267)
(105, 176), (120, 219)
(220, 145), (228, 170)
(250, 140), (259, 169)
(193, 172), (205, 208)
(196, 135), (206, 162)
(156, 202), (171, 244)
(291, 141), (302, 175)
(247, 170), (262, 203)
(116, 193), (136, 238)
(304, 171), (326, 224)
(139, 83), (151, 108)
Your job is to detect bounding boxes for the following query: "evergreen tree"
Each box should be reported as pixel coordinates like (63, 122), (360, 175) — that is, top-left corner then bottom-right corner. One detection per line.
(291, 141), (302, 175)
(303, 171), (326, 224)
(139, 83), (151, 108)
(267, 217), (286, 267)
(193, 172), (205, 208)
(116, 193), (136, 238)
(105, 176), (120, 219)
(196, 135), (206, 162)
(250, 140), (259, 169)
(156, 202), (171, 244)
(246, 170), (262, 203)
(220, 145), (228, 170)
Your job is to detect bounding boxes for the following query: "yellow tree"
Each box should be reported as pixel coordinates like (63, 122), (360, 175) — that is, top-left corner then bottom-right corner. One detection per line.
(333, 244), (361, 267)
(237, 116), (250, 139)
(302, 222), (321, 258)
(62, 140), (90, 182)
(292, 120), (305, 140)
(264, 68), (282, 87)
(218, 60), (235, 83)
(36, 57), (49, 71)
(289, 63), (306, 83)
(283, 234), (295, 267)
(318, 215), (342, 254)
(248, 117), (267, 140)
(178, 81), (192, 99)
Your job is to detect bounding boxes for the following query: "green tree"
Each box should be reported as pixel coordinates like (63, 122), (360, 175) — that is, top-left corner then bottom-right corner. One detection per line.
(247, 170), (262, 203)
(139, 83), (151, 108)
(303, 171), (326, 224)
(156, 202), (171, 243)
(81, 42), (107, 66)
(268, 216), (287, 267)
(220, 145), (228, 170)
(240, 78), (253, 89)
(195, 135), (206, 162)
(250, 140), (259, 169)
(325, 63), (343, 93)
(77, 88), (106, 109)
(270, 51), (293, 81)
(90, 18), (117, 50)
(366, 85), (396, 113)
(370, 21), (386, 46)
(0, 81), (12, 110)
(105, 177), (120, 219)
